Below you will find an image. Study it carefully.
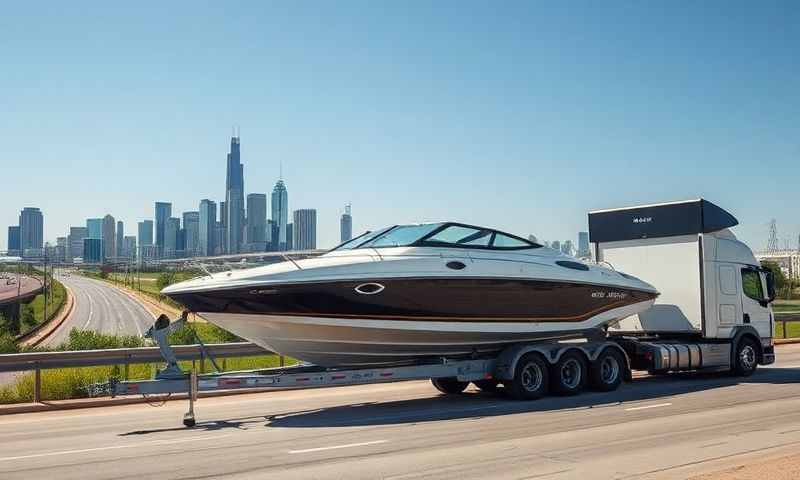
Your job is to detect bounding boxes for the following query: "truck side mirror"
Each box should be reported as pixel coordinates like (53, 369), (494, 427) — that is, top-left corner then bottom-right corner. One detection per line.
(764, 271), (776, 303)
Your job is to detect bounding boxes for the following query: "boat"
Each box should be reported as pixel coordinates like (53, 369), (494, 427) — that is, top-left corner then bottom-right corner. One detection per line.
(162, 222), (659, 367)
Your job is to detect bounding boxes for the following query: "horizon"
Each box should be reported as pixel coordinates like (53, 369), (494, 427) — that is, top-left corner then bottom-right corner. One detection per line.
(2, 2), (798, 252)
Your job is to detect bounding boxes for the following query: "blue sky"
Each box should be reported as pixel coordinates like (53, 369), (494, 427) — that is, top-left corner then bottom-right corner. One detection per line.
(1, 1), (798, 250)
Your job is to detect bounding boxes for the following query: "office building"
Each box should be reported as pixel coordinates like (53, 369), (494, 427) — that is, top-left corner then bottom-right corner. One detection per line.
(561, 240), (574, 256)
(199, 200), (217, 256)
(83, 238), (104, 263)
(123, 236), (137, 260)
(340, 204), (352, 243)
(271, 179), (288, 250)
(68, 226), (87, 261)
(102, 214), (116, 260)
(219, 200), (227, 253)
(164, 217), (180, 258)
(246, 193), (267, 251)
(138, 220), (153, 246)
(116, 221), (124, 259)
(182, 211), (200, 257)
(286, 222), (293, 251)
(19, 207), (44, 254)
(293, 209), (316, 250)
(225, 135), (244, 254)
(7, 226), (20, 255)
(155, 201), (172, 256)
(214, 221), (225, 255)
(578, 231), (590, 258)
(86, 218), (103, 239)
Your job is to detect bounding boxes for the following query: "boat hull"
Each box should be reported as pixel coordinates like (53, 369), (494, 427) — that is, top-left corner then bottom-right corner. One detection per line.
(198, 298), (656, 366)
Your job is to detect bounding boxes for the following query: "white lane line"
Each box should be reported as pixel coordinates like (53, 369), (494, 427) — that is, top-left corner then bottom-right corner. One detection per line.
(288, 439), (388, 454)
(0, 434), (230, 463)
(625, 402), (673, 411)
(764, 364), (800, 369)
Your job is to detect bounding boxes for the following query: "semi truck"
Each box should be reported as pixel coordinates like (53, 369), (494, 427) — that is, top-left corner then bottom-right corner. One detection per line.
(103, 199), (776, 427)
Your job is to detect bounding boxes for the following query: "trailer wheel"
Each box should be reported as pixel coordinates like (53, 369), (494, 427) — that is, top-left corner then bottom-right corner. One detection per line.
(431, 377), (469, 394)
(550, 351), (587, 396)
(589, 348), (624, 392)
(508, 353), (549, 400)
(473, 379), (500, 392)
(733, 337), (758, 377)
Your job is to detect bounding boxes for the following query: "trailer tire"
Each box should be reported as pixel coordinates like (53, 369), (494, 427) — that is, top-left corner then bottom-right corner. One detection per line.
(550, 351), (587, 396)
(473, 379), (500, 392)
(508, 352), (549, 400)
(732, 337), (758, 377)
(431, 377), (469, 395)
(589, 348), (624, 392)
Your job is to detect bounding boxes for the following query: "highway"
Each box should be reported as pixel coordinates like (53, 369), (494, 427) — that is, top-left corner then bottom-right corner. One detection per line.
(1, 345), (800, 479)
(0, 274), (41, 305)
(42, 274), (154, 347)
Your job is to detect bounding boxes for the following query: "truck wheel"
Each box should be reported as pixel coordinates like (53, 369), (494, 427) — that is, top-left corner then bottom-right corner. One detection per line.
(473, 379), (500, 392)
(550, 351), (587, 396)
(589, 348), (624, 392)
(733, 337), (758, 377)
(508, 352), (549, 400)
(431, 377), (469, 394)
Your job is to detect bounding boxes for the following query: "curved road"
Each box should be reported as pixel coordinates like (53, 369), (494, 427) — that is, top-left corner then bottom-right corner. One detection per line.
(43, 274), (154, 347)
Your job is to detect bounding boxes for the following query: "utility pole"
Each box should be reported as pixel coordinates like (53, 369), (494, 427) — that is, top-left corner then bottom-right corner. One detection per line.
(767, 219), (779, 254)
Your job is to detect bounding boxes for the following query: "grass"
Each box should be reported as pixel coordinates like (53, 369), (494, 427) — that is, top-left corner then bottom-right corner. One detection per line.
(773, 299), (800, 313)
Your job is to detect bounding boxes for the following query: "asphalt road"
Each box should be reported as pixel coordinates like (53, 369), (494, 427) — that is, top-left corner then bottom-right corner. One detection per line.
(42, 274), (154, 347)
(1, 344), (800, 479)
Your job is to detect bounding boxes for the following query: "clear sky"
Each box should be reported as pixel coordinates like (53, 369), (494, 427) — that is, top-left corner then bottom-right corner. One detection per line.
(1, 1), (798, 251)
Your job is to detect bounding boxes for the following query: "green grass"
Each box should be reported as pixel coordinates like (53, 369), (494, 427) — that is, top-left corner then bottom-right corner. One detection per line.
(773, 300), (800, 313)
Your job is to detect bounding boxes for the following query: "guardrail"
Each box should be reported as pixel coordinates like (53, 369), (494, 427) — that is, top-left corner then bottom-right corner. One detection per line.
(0, 342), (273, 403)
(777, 313), (800, 339)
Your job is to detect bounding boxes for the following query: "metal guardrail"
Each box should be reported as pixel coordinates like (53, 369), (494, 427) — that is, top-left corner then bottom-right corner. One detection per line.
(0, 342), (273, 403)
(776, 313), (800, 339)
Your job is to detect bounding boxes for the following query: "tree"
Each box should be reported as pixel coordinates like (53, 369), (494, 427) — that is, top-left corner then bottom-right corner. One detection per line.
(760, 260), (789, 298)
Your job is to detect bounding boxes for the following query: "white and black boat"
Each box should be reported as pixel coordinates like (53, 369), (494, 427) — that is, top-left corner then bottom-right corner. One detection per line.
(163, 222), (658, 366)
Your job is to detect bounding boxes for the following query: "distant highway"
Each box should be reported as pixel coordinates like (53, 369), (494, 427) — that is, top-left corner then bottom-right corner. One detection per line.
(2, 345), (800, 479)
(42, 274), (154, 347)
(0, 275), (42, 305)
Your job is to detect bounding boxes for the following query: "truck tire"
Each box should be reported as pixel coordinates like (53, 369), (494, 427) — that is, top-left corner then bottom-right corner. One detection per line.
(508, 352), (549, 400)
(732, 337), (758, 377)
(550, 351), (587, 396)
(473, 379), (500, 392)
(431, 377), (469, 394)
(589, 348), (624, 392)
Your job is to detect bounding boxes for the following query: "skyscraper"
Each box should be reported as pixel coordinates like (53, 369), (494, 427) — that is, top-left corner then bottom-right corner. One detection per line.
(123, 236), (137, 260)
(286, 222), (293, 251)
(246, 193), (267, 251)
(83, 238), (104, 263)
(86, 218), (103, 239)
(102, 214), (116, 260)
(138, 220), (153, 246)
(182, 211), (200, 257)
(164, 217), (180, 258)
(116, 220), (124, 259)
(293, 209), (317, 250)
(7, 226), (20, 255)
(199, 200), (217, 256)
(271, 179), (288, 250)
(225, 135), (244, 254)
(19, 207), (44, 255)
(219, 200), (227, 253)
(340, 204), (352, 243)
(155, 201), (172, 257)
(68, 226), (87, 261)
(578, 231), (590, 259)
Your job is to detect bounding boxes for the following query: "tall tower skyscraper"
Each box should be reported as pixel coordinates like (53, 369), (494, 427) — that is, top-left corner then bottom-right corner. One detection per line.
(86, 218), (103, 239)
(102, 214), (116, 260)
(19, 207), (44, 254)
(138, 220), (153, 246)
(199, 199), (217, 257)
(116, 220), (124, 259)
(340, 204), (352, 243)
(155, 201), (172, 257)
(164, 217), (180, 258)
(225, 134), (244, 254)
(182, 211), (200, 257)
(271, 179), (288, 251)
(293, 209), (317, 250)
(246, 193), (267, 251)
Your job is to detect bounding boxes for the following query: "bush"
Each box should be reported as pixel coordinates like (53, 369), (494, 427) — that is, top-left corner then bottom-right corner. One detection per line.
(60, 329), (146, 351)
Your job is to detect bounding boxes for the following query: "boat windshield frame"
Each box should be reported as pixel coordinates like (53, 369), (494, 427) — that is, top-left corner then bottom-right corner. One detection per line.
(332, 222), (542, 251)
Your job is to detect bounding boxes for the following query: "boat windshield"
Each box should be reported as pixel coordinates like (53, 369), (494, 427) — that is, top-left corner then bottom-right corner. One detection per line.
(330, 226), (396, 251)
(359, 224), (443, 248)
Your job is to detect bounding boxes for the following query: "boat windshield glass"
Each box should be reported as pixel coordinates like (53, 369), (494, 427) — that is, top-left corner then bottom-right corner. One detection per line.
(330, 226), (394, 251)
(423, 225), (493, 246)
(359, 224), (442, 248)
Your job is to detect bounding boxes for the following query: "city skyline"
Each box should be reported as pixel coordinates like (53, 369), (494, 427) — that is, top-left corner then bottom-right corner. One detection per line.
(1, 3), (798, 251)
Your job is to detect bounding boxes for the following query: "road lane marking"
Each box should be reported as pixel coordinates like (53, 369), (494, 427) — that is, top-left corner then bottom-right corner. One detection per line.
(625, 402), (672, 411)
(288, 439), (388, 454)
(0, 434), (230, 463)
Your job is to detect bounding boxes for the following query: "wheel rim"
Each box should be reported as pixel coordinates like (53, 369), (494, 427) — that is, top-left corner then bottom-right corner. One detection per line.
(560, 359), (581, 389)
(521, 362), (543, 392)
(740, 345), (756, 370)
(600, 356), (620, 384)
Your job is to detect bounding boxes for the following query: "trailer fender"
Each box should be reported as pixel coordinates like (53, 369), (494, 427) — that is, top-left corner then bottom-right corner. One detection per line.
(494, 342), (631, 382)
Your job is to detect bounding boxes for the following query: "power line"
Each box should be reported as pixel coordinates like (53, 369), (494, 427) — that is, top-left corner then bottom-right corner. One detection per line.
(767, 219), (778, 253)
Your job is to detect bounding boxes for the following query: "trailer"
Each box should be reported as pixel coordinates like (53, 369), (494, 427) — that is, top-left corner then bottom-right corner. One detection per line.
(101, 199), (776, 427)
